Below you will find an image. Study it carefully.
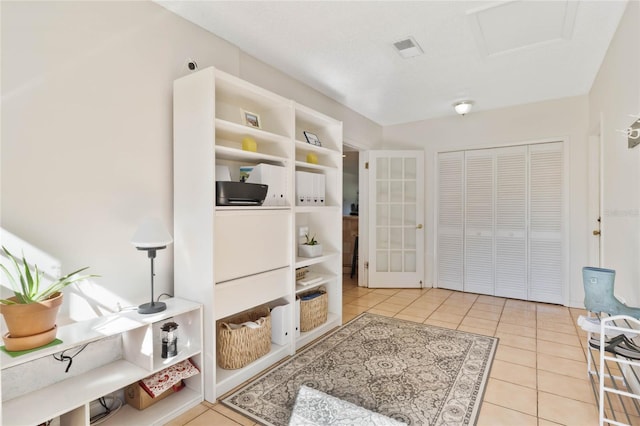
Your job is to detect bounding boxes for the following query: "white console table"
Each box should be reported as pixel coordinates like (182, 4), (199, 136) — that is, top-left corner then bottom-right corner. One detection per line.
(1, 298), (203, 426)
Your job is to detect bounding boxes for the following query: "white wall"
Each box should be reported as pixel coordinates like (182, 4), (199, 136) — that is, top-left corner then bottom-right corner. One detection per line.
(589, 1), (640, 307)
(1, 1), (381, 317)
(239, 55), (382, 148)
(383, 96), (590, 307)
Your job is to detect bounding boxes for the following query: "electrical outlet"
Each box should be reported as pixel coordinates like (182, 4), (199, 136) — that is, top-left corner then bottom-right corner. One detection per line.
(299, 226), (309, 237)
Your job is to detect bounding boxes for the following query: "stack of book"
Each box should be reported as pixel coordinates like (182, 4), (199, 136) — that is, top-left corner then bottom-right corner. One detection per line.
(297, 274), (324, 287)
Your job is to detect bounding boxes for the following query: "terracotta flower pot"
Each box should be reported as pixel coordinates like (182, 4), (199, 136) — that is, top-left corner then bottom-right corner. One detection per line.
(0, 292), (63, 338)
(3, 326), (58, 352)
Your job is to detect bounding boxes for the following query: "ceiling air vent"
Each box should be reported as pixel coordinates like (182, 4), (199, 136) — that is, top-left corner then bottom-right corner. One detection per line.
(393, 36), (423, 59)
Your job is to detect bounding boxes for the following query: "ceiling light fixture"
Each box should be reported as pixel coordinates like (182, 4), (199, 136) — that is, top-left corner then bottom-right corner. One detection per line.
(454, 101), (473, 116)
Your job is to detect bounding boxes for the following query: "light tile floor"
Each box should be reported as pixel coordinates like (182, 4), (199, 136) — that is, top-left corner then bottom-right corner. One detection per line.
(166, 275), (600, 426)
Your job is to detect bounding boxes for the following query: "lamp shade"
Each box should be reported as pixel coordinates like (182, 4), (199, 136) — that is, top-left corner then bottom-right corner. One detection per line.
(454, 101), (473, 115)
(131, 219), (173, 248)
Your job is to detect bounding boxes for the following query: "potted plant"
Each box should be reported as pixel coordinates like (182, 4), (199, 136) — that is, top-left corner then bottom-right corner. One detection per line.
(298, 234), (323, 258)
(0, 246), (95, 351)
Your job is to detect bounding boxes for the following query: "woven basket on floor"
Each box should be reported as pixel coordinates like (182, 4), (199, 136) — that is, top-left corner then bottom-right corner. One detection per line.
(217, 305), (271, 370)
(298, 287), (328, 332)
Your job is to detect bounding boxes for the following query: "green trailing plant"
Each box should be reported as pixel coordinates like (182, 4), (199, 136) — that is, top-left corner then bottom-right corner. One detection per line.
(0, 246), (96, 305)
(304, 234), (319, 246)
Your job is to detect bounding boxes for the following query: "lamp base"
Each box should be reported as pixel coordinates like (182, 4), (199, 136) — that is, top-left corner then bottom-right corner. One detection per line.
(138, 301), (166, 315)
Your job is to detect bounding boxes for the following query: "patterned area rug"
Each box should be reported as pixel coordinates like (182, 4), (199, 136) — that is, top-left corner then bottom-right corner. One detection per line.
(222, 313), (498, 425)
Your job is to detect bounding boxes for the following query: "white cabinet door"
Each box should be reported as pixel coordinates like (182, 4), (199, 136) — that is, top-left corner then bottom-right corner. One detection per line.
(494, 146), (528, 299)
(215, 211), (291, 283)
(436, 151), (464, 291)
(464, 150), (495, 295)
(528, 142), (564, 304)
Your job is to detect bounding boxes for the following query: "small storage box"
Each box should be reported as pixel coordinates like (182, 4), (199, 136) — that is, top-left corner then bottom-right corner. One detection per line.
(296, 267), (309, 281)
(217, 305), (271, 369)
(125, 381), (183, 410)
(298, 288), (328, 332)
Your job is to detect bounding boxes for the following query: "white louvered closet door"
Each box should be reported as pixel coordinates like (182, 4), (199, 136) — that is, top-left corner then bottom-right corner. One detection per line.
(437, 151), (464, 291)
(494, 146), (528, 299)
(464, 150), (495, 295)
(528, 142), (564, 304)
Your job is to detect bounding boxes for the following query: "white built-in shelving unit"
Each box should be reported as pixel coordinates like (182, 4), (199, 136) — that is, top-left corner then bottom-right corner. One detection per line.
(293, 103), (343, 350)
(173, 67), (343, 401)
(0, 298), (203, 425)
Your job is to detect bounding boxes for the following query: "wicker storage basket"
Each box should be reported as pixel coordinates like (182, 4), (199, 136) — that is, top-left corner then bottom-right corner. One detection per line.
(298, 287), (328, 332)
(217, 305), (271, 370)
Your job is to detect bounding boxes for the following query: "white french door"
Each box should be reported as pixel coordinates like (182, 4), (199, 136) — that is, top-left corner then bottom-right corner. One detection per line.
(367, 151), (424, 288)
(436, 142), (565, 303)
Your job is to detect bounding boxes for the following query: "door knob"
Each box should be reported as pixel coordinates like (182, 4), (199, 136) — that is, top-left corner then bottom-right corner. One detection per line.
(416, 224), (423, 229)
(593, 230), (601, 236)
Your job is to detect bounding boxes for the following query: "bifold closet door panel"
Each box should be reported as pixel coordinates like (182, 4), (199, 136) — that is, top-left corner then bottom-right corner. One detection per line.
(528, 142), (564, 304)
(494, 146), (528, 299)
(436, 151), (464, 291)
(464, 150), (495, 296)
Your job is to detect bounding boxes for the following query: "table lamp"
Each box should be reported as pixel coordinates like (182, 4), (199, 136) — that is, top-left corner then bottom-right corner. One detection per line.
(131, 219), (173, 314)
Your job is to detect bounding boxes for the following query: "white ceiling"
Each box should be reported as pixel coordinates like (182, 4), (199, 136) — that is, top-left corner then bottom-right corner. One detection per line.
(158, 1), (628, 126)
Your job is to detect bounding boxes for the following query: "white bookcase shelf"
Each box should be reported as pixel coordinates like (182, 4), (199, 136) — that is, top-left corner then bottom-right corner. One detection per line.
(295, 272), (337, 294)
(296, 313), (342, 350)
(215, 145), (288, 165)
(173, 67), (342, 402)
(1, 298), (203, 426)
(215, 344), (290, 396)
(295, 205), (341, 214)
(295, 252), (341, 269)
(294, 161), (337, 172)
(293, 101), (342, 352)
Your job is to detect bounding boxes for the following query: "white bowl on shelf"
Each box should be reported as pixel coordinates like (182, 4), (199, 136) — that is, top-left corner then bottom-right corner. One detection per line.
(298, 244), (323, 258)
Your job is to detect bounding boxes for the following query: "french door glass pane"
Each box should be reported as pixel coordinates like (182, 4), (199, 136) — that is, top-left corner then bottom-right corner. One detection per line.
(404, 207), (416, 226)
(390, 204), (403, 226)
(404, 181), (416, 203)
(390, 251), (403, 272)
(390, 158), (403, 179)
(390, 228), (403, 249)
(377, 180), (389, 203)
(405, 158), (416, 179)
(390, 181), (403, 202)
(377, 251), (388, 272)
(377, 158), (389, 179)
(405, 251), (417, 272)
(376, 204), (388, 226)
(377, 227), (389, 249)
(404, 228), (416, 249)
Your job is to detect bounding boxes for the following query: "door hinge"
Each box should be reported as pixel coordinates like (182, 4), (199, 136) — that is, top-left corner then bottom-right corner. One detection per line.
(365, 261), (369, 269)
(365, 162), (369, 169)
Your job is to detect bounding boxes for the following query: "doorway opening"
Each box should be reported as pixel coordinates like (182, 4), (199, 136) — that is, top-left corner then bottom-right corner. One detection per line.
(343, 146), (360, 286)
